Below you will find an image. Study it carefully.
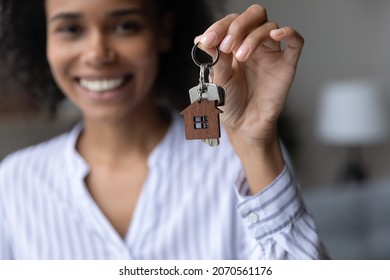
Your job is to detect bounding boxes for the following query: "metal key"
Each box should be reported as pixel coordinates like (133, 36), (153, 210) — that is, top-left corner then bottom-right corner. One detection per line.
(189, 83), (226, 106)
(181, 43), (226, 147)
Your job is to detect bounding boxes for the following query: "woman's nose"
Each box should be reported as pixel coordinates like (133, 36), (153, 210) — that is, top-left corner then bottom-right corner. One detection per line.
(82, 30), (116, 67)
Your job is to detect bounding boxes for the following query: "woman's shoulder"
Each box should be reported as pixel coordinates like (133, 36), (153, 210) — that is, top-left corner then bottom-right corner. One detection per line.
(0, 128), (77, 178)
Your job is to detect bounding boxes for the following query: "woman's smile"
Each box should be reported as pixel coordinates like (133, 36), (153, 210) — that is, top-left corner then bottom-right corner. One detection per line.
(75, 74), (133, 102)
(79, 77), (127, 92)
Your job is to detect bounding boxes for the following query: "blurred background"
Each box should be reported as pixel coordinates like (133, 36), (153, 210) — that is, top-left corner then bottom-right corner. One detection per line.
(1, 0), (390, 259)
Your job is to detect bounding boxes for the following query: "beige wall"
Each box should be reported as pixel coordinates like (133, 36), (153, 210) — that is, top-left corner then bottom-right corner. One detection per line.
(227, 0), (390, 188)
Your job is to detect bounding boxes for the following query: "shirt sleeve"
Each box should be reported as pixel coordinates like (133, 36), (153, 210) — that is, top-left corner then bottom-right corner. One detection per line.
(0, 208), (13, 259)
(0, 192), (12, 260)
(235, 165), (329, 259)
(0, 166), (13, 259)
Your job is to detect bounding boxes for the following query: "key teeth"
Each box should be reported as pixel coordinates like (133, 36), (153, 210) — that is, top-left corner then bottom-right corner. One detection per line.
(202, 139), (220, 147)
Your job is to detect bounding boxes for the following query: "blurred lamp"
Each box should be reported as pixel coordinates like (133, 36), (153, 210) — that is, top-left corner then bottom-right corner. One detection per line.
(316, 79), (389, 183)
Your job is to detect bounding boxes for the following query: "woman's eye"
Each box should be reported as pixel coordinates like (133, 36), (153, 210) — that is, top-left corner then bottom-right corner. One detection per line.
(115, 21), (141, 34)
(57, 24), (82, 36)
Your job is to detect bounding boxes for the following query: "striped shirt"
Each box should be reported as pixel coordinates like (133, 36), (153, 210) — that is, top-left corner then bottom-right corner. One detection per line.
(0, 112), (326, 259)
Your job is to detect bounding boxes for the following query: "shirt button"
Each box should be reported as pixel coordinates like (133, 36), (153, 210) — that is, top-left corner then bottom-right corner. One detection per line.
(247, 212), (259, 224)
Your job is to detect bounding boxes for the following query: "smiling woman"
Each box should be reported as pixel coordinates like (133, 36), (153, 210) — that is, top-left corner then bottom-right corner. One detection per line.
(0, 0), (212, 113)
(0, 0), (328, 260)
(45, 0), (166, 123)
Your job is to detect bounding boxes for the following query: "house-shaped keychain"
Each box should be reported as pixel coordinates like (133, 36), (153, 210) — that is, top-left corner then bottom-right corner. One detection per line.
(180, 99), (223, 140)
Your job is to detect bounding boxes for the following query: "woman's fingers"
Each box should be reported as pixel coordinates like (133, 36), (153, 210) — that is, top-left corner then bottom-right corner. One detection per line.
(217, 5), (268, 54)
(270, 26), (305, 67)
(199, 13), (239, 47)
(200, 5), (268, 52)
(193, 4), (304, 85)
(232, 21), (280, 62)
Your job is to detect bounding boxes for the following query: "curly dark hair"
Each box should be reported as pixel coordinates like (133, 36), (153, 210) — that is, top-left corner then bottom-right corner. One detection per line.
(0, 0), (225, 114)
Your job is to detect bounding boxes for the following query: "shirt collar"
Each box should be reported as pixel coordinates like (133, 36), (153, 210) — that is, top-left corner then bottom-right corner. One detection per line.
(147, 110), (183, 168)
(63, 110), (183, 177)
(64, 122), (90, 181)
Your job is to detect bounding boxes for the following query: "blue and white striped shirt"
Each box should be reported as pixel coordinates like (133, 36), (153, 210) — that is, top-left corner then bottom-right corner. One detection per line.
(0, 112), (326, 259)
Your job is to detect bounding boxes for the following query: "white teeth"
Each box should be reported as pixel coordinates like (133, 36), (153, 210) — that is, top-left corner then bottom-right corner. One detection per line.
(79, 78), (125, 92)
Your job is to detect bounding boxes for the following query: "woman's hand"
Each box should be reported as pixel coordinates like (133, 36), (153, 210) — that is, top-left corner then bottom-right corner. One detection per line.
(195, 4), (304, 192)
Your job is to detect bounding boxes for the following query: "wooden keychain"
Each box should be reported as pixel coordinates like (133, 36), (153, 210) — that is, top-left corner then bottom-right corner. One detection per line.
(180, 43), (226, 147)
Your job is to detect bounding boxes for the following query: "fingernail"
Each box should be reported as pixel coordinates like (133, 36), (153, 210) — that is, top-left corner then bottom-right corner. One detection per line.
(194, 35), (201, 44)
(236, 45), (250, 61)
(200, 31), (217, 46)
(219, 35), (233, 53)
(270, 29), (285, 37)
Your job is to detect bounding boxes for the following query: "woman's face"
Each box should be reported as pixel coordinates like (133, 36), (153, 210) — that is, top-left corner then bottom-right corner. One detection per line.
(46, 0), (170, 121)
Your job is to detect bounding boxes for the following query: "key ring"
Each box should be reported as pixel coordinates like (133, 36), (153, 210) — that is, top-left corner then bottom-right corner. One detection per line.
(191, 42), (220, 68)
